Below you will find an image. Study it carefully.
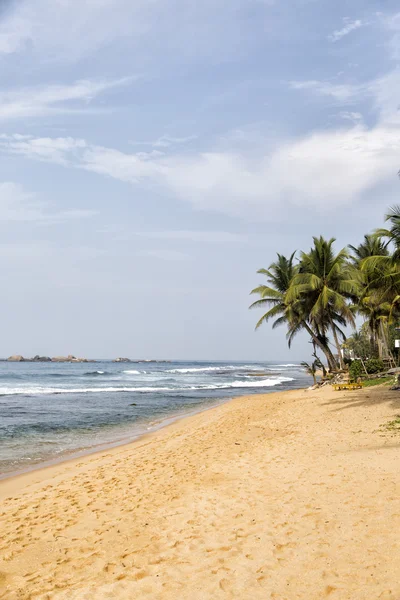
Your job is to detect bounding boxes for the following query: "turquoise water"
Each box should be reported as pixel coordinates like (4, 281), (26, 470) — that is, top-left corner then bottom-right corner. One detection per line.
(0, 360), (310, 475)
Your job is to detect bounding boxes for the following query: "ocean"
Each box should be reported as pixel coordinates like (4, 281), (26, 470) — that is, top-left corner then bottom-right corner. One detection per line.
(0, 359), (311, 477)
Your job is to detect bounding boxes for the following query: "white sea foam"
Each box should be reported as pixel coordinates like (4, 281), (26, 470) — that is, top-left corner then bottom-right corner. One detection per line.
(210, 377), (294, 389)
(122, 370), (141, 375)
(167, 365), (262, 374)
(0, 377), (294, 396)
(0, 386), (170, 395)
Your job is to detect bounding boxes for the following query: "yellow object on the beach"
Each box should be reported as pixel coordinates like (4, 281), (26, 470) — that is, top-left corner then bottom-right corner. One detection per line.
(333, 382), (363, 391)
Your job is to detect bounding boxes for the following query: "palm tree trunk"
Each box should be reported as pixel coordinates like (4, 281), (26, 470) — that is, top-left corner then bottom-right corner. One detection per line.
(303, 322), (337, 371)
(330, 320), (345, 370)
(379, 321), (389, 358)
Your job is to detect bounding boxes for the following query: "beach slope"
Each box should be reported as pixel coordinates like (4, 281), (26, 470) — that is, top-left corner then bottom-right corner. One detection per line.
(1, 385), (400, 599)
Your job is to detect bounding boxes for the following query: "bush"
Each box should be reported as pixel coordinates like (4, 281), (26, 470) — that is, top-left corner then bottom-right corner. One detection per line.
(365, 358), (384, 374)
(349, 360), (363, 381)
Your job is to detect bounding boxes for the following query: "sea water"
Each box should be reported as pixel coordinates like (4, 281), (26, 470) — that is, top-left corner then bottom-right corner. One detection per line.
(0, 360), (310, 476)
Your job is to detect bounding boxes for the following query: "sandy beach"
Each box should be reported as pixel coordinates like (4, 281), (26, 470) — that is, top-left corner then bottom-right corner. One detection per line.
(1, 384), (400, 599)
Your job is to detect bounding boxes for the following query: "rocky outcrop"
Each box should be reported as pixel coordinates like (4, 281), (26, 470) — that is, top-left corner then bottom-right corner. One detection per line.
(52, 355), (90, 363)
(113, 357), (132, 363)
(7, 354), (91, 363)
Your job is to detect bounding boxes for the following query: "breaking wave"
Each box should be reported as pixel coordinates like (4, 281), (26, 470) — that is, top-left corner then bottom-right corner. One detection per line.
(0, 377), (294, 397)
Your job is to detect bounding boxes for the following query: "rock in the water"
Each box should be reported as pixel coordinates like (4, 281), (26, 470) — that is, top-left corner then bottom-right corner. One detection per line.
(51, 355), (90, 363)
(113, 357), (132, 363)
(7, 355), (25, 362)
(32, 355), (52, 362)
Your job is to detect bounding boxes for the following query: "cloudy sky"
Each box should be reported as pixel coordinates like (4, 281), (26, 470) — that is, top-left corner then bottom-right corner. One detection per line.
(0, 0), (398, 360)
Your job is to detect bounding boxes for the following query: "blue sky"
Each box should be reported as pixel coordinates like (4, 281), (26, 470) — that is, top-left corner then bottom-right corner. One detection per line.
(0, 0), (399, 360)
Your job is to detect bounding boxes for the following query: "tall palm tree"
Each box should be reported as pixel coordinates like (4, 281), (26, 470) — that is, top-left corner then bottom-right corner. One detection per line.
(286, 237), (357, 370)
(250, 252), (337, 370)
(349, 234), (389, 264)
(360, 207), (400, 327)
(350, 233), (391, 358)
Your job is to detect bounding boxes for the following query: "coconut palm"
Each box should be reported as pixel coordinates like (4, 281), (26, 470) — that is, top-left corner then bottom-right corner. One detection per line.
(375, 205), (400, 261)
(349, 234), (389, 265)
(250, 252), (338, 370)
(286, 236), (358, 370)
(249, 253), (297, 330)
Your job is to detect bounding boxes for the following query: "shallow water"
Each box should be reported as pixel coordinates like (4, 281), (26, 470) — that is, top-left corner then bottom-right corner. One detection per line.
(0, 359), (310, 475)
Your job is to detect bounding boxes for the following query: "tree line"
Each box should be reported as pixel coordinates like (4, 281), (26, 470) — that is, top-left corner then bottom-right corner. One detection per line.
(250, 206), (400, 372)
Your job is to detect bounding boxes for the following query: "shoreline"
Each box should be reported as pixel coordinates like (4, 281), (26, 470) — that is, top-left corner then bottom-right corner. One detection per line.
(0, 393), (237, 484)
(2, 384), (400, 599)
(0, 388), (306, 498)
(0, 384), (306, 483)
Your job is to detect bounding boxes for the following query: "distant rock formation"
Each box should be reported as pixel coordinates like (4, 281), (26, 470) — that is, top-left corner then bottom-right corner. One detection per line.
(113, 357), (132, 363)
(7, 354), (92, 363)
(52, 355), (90, 363)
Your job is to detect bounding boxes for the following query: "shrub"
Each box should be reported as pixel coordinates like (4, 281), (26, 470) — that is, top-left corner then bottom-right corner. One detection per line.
(349, 360), (363, 381)
(365, 358), (384, 374)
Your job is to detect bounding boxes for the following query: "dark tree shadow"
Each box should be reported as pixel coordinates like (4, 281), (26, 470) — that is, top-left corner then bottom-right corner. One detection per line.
(322, 387), (400, 413)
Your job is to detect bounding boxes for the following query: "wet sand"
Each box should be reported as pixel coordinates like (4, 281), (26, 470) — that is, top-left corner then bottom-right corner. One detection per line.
(1, 384), (400, 599)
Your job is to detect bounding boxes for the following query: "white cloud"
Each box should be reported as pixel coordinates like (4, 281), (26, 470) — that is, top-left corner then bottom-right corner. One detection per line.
(0, 77), (132, 120)
(289, 80), (360, 103)
(0, 134), (87, 165)
(2, 66), (400, 220)
(328, 18), (365, 43)
(289, 70), (400, 119)
(0, 182), (96, 223)
(2, 119), (399, 220)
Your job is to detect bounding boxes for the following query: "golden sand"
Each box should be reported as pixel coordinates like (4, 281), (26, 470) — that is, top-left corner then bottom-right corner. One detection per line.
(1, 385), (400, 599)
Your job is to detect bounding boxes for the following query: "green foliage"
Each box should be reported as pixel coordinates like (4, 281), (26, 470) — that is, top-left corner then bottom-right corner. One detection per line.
(344, 328), (375, 360)
(349, 358), (384, 380)
(362, 377), (392, 387)
(364, 358), (384, 374)
(349, 360), (364, 380)
(250, 204), (400, 373)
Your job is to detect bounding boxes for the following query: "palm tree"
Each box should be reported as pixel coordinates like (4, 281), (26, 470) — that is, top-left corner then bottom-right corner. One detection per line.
(349, 234), (389, 264)
(375, 205), (400, 261)
(286, 237), (358, 370)
(301, 361), (318, 386)
(250, 252), (337, 371)
(249, 253), (297, 330)
(349, 234), (392, 359)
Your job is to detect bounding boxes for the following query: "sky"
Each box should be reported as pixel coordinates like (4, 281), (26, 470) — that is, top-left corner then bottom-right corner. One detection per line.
(0, 0), (399, 361)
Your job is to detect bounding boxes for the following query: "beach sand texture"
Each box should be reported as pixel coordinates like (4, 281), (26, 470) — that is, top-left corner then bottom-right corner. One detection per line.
(1, 385), (400, 599)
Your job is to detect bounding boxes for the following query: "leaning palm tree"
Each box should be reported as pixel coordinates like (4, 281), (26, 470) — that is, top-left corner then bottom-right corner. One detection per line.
(250, 252), (337, 370)
(286, 237), (358, 370)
